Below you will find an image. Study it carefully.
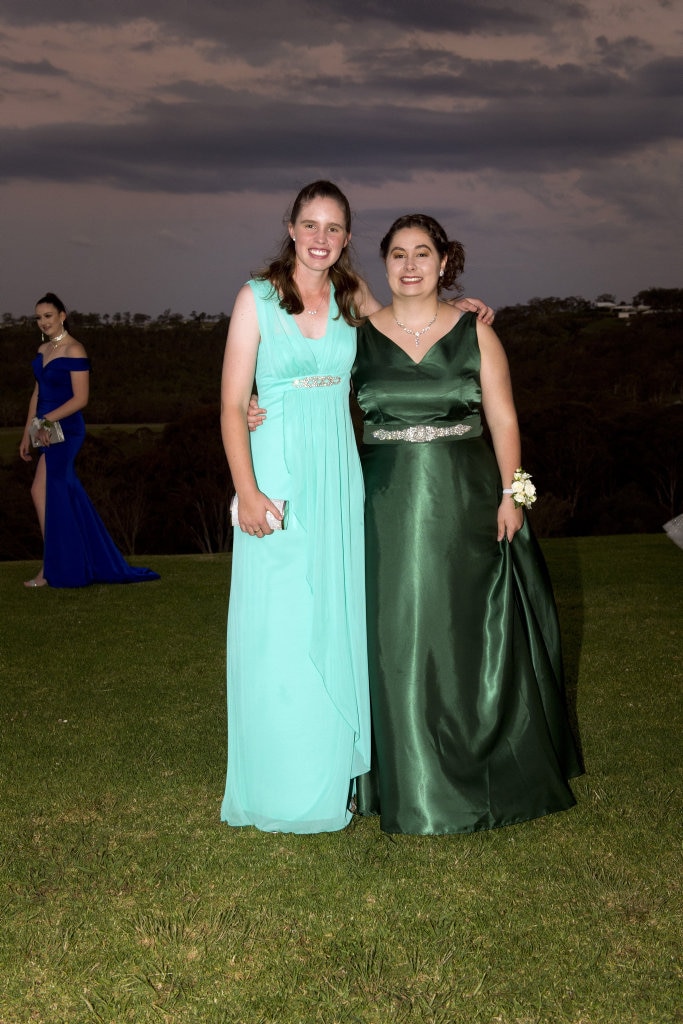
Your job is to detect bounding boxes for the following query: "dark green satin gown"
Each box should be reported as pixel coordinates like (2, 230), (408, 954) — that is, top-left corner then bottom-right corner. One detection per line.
(353, 312), (582, 834)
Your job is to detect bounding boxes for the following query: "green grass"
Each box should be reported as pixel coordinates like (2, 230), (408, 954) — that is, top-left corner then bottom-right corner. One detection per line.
(1, 537), (681, 1024)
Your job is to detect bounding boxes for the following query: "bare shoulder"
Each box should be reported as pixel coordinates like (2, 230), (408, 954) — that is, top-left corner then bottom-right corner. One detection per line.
(475, 319), (505, 355)
(368, 305), (392, 331)
(67, 338), (88, 359)
(225, 283), (261, 356)
(230, 282), (259, 320)
(439, 303), (465, 331)
(476, 319), (512, 386)
(234, 281), (256, 303)
(229, 280), (262, 323)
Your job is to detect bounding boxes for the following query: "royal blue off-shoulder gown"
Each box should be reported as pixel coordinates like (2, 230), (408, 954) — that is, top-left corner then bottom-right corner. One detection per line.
(33, 354), (159, 588)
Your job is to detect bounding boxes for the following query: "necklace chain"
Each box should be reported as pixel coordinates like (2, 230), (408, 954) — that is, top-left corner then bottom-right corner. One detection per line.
(394, 308), (439, 347)
(50, 330), (67, 350)
(302, 284), (330, 316)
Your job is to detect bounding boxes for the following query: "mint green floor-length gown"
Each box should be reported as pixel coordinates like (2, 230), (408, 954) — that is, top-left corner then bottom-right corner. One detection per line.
(220, 280), (370, 833)
(353, 313), (582, 834)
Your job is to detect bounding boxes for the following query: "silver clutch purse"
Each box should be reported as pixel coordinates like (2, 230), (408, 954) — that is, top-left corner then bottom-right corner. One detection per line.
(230, 495), (287, 531)
(29, 417), (65, 447)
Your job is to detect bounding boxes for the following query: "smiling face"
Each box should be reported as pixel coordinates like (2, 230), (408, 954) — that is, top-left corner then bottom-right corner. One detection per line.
(35, 302), (66, 340)
(289, 196), (350, 273)
(384, 227), (448, 301)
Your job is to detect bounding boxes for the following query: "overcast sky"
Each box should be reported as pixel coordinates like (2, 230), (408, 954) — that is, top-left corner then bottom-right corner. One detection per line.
(1, 0), (681, 317)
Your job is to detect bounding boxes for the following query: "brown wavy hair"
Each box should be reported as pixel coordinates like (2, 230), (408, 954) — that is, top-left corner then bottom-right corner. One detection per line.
(253, 181), (363, 326)
(379, 214), (465, 294)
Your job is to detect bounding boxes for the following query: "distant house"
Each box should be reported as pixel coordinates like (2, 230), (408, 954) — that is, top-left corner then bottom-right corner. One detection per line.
(593, 301), (651, 320)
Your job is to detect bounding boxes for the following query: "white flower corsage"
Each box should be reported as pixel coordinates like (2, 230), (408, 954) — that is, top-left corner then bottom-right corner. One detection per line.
(504, 468), (536, 509)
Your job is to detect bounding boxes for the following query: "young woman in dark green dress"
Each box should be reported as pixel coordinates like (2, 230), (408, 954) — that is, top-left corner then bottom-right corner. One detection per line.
(352, 215), (582, 834)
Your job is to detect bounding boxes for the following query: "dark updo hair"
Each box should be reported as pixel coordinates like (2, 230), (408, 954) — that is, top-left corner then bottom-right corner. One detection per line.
(35, 291), (71, 332)
(254, 180), (363, 326)
(379, 214), (465, 294)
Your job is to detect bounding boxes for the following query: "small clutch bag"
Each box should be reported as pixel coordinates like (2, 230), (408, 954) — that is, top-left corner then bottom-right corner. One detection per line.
(29, 417), (65, 447)
(230, 495), (287, 531)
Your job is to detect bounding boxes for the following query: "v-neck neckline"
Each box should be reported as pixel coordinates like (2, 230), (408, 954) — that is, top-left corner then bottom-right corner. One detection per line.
(367, 313), (464, 366)
(292, 283), (332, 342)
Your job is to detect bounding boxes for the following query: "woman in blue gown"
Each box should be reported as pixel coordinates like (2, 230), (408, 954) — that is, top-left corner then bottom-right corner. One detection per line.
(19, 293), (159, 589)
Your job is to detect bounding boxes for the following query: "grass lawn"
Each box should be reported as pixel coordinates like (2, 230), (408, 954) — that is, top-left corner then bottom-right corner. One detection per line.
(1, 536), (681, 1024)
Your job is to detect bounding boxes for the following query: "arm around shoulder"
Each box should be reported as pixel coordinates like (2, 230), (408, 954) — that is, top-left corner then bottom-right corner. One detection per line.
(355, 278), (382, 318)
(451, 296), (495, 324)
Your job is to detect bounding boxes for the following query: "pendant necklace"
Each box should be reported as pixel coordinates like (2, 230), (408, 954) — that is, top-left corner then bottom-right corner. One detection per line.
(393, 307), (439, 347)
(303, 284), (330, 316)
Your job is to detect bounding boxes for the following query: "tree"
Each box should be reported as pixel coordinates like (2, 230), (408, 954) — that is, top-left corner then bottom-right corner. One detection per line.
(633, 288), (683, 310)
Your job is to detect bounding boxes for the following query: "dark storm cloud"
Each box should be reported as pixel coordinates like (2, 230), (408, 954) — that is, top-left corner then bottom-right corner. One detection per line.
(340, 49), (619, 99)
(0, 57), (66, 76)
(0, 0), (588, 49)
(160, 51), (620, 105)
(0, 0), (177, 25)
(636, 57), (683, 96)
(1, 67), (679, 196)
(595, 35), (654, 70)
(2, 0), (314, 62)
(303, 0), (548, 33)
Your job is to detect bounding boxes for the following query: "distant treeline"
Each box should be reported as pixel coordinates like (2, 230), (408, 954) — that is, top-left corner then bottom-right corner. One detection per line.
(1, 290), (681, 560)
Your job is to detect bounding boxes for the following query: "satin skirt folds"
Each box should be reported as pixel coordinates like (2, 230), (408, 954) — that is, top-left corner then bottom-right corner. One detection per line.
(357, 432), (582, 835)
(42, 412), (159, 588)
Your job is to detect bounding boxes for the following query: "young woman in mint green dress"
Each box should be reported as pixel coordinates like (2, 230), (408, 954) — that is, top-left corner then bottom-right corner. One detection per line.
(220, 182), (375, 833)
(222, 185), (493, 834)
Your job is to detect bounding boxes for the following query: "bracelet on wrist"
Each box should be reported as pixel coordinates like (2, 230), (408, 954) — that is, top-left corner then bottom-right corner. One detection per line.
(506, 468), (537, 509)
